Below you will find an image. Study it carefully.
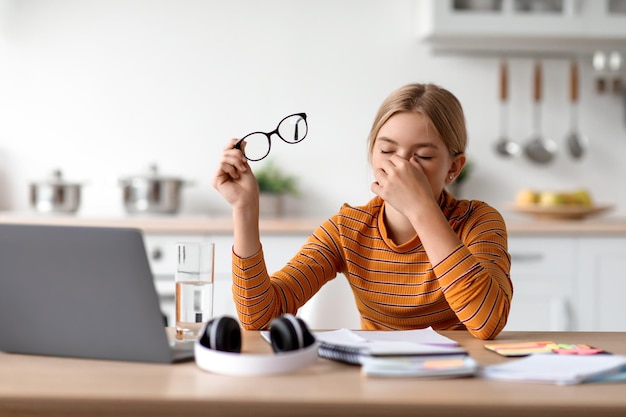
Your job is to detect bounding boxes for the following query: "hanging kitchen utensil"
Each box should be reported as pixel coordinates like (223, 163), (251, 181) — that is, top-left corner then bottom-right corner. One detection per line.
(565, 60), (587, 159)
(524, 61), (557, 164)
(592, 51), (607, 94)
(608, 51), (623, 95)
(494, 60), (520, 157)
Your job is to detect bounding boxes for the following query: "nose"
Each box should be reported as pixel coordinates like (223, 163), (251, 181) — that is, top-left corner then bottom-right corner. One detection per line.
(396, 150), (413, 161)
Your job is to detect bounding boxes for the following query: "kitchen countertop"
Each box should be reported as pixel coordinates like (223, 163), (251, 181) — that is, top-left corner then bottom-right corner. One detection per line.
(505, 217), (626, 235)
(0, 212), (319, 234)
(1, 211), (626, 235)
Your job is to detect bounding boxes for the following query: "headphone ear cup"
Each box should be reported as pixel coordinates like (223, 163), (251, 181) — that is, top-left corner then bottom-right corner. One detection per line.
(269, 314), (315, 353)
(296, 317), (316, 347)
(198, 316), (242, 353)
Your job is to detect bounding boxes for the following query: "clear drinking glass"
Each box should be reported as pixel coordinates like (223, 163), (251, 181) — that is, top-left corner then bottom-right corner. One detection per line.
(175, 242), (215, 341)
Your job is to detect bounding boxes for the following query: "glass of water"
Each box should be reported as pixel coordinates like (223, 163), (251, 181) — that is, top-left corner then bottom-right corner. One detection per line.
(175, 242), (214, 341)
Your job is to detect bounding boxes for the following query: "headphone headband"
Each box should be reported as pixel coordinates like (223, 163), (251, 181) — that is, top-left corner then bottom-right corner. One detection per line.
(195, 314), (318, 376)
(194, 341), (318, 376)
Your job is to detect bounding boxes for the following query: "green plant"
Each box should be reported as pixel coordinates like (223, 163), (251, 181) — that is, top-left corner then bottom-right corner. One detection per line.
(254, 161), (299, 195)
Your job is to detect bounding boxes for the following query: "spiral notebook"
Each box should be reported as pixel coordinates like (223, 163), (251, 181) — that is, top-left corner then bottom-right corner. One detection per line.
(314, 328), (466, 365)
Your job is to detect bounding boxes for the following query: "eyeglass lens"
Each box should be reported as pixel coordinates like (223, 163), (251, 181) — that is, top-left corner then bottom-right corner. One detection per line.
(239, 133), (271, 162)
(278, 113), (308, 143)
(237, 113), (308, 161)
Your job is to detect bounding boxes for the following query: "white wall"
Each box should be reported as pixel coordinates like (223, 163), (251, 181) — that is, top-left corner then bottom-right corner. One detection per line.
(1, 0), (625, 220)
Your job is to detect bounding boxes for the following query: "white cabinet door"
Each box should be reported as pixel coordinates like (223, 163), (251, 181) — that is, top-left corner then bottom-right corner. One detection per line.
(505, 237), (577, 331)
(583, 0), (626, 37)
(415, 0), (626, 53)
(576, 237), (626, 331)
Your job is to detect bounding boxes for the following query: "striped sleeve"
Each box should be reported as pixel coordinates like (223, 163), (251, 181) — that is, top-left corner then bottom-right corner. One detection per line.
(231, 218), (344, 330)
(433, 203), (512, 339)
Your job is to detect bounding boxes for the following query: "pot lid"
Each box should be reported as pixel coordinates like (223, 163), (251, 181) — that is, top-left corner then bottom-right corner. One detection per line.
(31, 169), (81, 186)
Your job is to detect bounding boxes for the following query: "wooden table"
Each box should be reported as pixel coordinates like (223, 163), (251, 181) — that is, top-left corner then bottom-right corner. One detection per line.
(1, 331), (626, 417)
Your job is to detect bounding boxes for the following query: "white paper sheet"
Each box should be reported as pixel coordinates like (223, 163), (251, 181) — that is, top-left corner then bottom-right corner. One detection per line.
(482, 354), (626, 385)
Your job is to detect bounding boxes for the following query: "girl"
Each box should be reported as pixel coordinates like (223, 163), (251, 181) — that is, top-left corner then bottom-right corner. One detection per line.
(212, 83), (512, 340)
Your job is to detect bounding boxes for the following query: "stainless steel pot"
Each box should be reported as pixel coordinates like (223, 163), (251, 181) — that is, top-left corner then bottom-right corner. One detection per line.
(30, 170), (82, 214)
(119, 164), (189, 214)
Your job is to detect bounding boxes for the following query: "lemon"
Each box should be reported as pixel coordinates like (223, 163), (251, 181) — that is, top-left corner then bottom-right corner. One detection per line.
(515, 188), (539, 206)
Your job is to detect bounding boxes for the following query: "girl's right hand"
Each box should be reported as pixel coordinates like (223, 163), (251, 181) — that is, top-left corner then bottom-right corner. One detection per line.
(211, 139), (260, 211)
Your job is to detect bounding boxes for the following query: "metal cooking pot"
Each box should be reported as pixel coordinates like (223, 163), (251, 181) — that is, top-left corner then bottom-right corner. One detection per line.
(119, 164), (190, 215)
(30, 169), (82, 214)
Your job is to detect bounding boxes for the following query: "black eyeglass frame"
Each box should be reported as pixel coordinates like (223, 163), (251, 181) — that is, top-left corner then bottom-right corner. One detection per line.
(234, 112), (308, 161)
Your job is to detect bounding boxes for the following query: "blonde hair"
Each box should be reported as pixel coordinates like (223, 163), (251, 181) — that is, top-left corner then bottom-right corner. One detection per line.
(367, 83), (467, 158)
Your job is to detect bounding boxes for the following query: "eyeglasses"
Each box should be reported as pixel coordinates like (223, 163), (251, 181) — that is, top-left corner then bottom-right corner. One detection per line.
(234, 113), (308, 161)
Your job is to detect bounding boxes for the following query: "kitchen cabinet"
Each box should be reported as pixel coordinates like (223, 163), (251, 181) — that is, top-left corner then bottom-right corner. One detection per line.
(145, 232), (626, 332)
(3, 212), (624, 331)
(576, 237), (626, 331)
(506, 237), (577, 331)
(506, 234), (626, 332)
(415, 0), (626, 54)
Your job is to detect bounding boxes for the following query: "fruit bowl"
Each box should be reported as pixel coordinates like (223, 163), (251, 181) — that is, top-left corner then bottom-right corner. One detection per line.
(507, 204), (614, 220)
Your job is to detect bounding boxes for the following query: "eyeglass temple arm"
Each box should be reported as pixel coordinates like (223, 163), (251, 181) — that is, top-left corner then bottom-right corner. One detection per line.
(293, 114), (307, 141)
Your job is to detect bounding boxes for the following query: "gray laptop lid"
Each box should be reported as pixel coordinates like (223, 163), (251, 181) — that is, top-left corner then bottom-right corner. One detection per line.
(0, 223), (192, 363)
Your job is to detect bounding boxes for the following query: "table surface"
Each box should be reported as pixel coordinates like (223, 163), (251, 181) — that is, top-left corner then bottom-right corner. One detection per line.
(2, 330), (626, 417)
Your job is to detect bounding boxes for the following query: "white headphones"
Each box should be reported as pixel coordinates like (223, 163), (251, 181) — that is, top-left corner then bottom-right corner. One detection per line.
(194, 314), (319, 376)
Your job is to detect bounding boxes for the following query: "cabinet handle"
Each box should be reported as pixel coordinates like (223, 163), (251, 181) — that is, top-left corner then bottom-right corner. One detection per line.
(510, 253), (544, 262)
(151, 247), (163, 261)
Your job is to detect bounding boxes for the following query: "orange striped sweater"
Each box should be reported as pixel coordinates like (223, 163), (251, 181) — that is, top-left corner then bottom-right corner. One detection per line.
(232, 191), (513, 340)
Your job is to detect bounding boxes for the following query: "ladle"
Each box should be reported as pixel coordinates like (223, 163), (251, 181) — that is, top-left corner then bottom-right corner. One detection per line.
(565, 60), (587, 159)
(494, 60), (520, 157)
(524, 61), (557, 164)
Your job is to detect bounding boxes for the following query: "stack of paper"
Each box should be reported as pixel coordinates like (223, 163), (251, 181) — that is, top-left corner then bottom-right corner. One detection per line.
(314, 328), (466, 366)
(482, 354), (626, 385)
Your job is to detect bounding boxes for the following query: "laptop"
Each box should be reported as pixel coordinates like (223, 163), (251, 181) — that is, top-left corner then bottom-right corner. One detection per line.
(0, 223), (194, 363)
